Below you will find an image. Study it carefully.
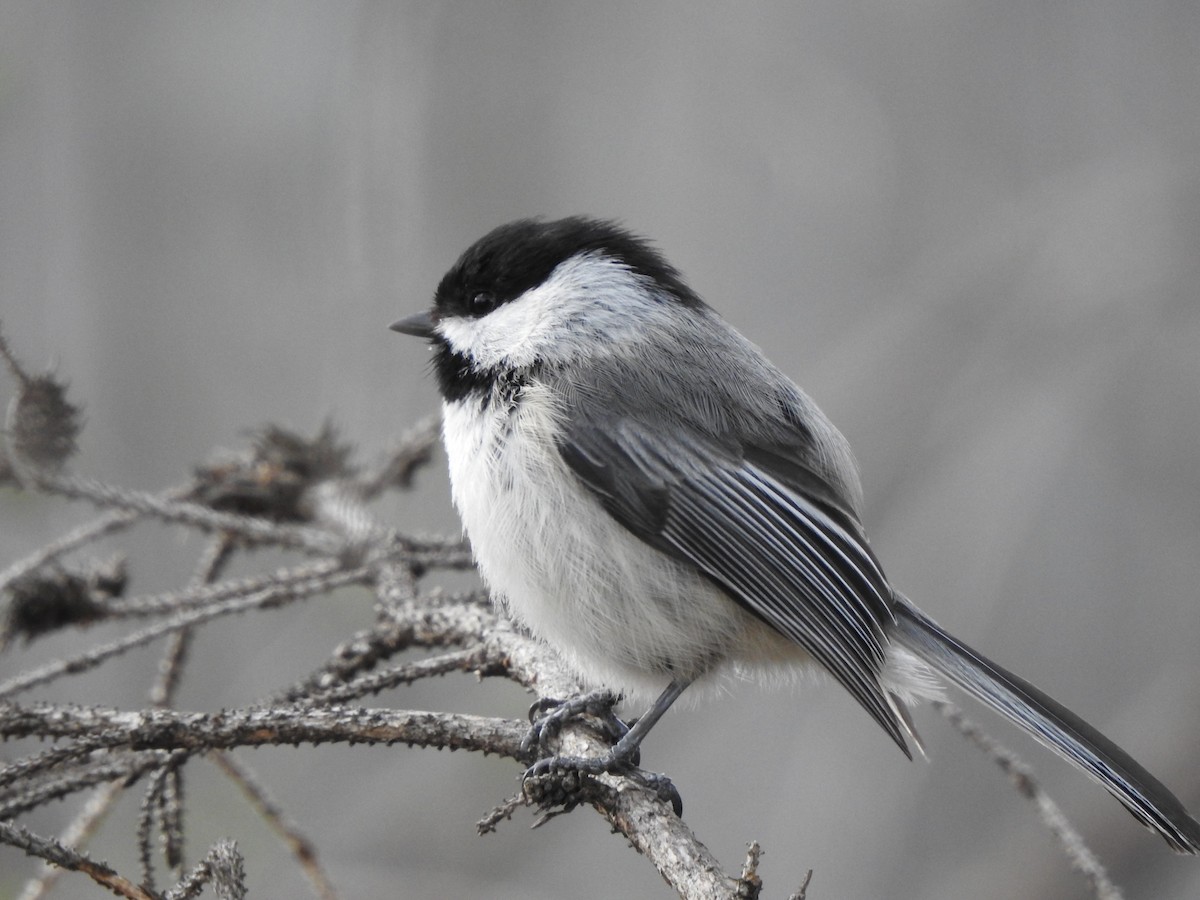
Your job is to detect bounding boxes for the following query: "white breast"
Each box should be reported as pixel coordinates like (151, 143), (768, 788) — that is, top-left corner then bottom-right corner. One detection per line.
(441, 384), (775, 702)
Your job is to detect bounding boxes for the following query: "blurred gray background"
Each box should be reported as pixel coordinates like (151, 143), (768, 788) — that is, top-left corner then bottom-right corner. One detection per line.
(2, 3), (1198, 899)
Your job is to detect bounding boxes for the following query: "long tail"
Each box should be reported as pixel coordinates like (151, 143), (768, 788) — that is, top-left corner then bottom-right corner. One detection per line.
(888, 596), (1200, 853)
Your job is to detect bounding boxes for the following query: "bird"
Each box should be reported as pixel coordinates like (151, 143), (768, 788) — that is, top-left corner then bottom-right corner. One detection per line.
(391, 215), (1200, 852)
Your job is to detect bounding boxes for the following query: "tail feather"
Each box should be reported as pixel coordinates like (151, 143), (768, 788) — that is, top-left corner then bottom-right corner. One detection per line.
(889, 596), (1200, 854)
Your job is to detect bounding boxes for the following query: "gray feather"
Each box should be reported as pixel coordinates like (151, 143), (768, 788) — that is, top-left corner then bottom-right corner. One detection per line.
(554, 307), (911, 754)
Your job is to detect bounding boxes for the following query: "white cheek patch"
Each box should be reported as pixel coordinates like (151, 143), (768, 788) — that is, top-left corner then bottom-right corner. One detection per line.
(437, 290), (555, 370)
(436, 253), (662, 371)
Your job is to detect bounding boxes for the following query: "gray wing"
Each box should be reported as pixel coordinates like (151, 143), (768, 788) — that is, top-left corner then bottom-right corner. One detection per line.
(559, 416), (911, 755)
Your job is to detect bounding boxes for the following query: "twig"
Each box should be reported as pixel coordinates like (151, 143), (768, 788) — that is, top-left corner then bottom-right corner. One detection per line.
(597, 764), (742, 899)
(736, 841), (763, 899)
(0, 742), (98, 789)
(149, 534), (234, 708)
(161, 840), (246, 900)
(0, 750), (182, 820)
(934, 699), (1124, 900)
(304, 646), (496, 706)
(373, 558), (419, 620)
(0, 563), (371, 700)
(273, 588), (494, 704)
(104, 558), (353, 619)
(357, 413), (440, 498)
(210, 751), (340, 900)
(0, 701), (528, 758)
(477, 791), (528, 835)
(138, 766), (170, 889)
(788, 869), (813, 900)
(0, 820), (161, 900)
(146, 535), (234, 882)
(14, 780), (126, 900)
(0, 504), (154, 595)
(30, 469), (349, 556)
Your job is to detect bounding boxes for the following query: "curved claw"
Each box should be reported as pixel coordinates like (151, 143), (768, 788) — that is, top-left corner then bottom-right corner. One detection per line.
(527, 696), (563, 724)
(629, 769), (683, 817)
(520, 697), (568, 760)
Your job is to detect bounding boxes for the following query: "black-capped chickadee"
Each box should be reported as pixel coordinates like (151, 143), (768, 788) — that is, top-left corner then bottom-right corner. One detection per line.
(392, 216), (1200, 852)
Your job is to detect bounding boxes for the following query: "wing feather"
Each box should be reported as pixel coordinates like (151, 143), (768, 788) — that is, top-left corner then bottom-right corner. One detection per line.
(561, 420), (910, 754)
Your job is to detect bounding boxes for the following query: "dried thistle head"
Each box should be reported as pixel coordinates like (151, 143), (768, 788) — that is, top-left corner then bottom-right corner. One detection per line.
(191, 421), (355, 522)
(0, 327), (83, 477)
(1, 557), (126, 647)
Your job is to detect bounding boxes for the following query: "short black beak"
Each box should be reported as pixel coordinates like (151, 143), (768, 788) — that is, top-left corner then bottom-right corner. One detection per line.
(390, 311), (436, 338)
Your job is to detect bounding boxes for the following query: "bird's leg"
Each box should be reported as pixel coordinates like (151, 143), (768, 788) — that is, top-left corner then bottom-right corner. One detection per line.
(523, 679), (690, 815)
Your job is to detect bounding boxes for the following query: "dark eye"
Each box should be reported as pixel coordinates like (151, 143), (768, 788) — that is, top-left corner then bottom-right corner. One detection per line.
(469, 291), (496, 316)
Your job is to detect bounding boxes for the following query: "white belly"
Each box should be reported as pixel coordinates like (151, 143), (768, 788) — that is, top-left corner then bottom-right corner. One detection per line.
(442, 386), (779, 701)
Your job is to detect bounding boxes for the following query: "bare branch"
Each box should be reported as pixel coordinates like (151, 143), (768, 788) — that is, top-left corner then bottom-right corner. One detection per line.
(586, 757), (741, 899)
(0, 701), (528, 758)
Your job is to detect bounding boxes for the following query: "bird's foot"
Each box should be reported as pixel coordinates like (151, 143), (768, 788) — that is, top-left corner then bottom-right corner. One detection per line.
(521, 750), (682, 817)
(520, 689), (634, 764)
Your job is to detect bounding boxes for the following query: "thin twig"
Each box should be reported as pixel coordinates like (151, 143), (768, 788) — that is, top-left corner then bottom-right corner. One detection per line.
(373, 558), (419, 620)
(0, 742), (99, 789)
(788, 869), (813, 900)
(357, 413), (440, 498)
(477, 791), (528, 835)
(0, 563), (371, 700)
(210, 751), (340, 900)
(31, 469), (350, 556)
(736, 840), (763, 899)
(161, 839), (246, 900)
(158, 764), (186, 874)
(138, 767), (169, 890)
(272, 588), (494, 704)
(0, 820), (161, 900)
(0, 504), (154, 595)
(106, 558), (351, 619)
(149, 535), (234, 707)
(145, 535), (234, 882)
(0, 750), (182, 820)
(14, 780), (126, 900)
(305, 646), (494, 706)
(934, 700), (1124, 900)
